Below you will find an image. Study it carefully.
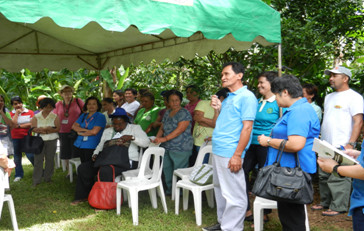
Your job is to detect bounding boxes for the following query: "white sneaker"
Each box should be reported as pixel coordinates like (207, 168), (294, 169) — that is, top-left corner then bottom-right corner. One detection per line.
(13, 177), (22, 182)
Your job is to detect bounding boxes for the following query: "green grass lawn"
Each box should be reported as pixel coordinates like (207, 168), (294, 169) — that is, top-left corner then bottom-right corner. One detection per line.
(0, 157), (351, 231)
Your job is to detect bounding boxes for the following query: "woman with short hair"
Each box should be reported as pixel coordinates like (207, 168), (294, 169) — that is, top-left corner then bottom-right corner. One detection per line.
(134, 92), (160, 136)
(72, 96), (106, 163)
(258, 75), (320, 231)
(31, 98), (60, 186)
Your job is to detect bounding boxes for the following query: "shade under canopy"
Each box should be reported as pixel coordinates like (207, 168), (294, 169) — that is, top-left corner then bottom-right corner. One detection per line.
(0, 0), (281, 71)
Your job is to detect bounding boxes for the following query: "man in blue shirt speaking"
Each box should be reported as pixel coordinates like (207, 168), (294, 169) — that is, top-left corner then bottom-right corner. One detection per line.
(203, 62), (257, 231)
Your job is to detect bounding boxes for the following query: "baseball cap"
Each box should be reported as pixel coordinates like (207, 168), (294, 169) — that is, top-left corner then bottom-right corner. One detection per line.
(324, 66), (352, 79)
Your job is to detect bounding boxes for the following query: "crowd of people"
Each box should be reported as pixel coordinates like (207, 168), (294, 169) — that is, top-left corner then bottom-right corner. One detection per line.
(0, 62), (363, 231)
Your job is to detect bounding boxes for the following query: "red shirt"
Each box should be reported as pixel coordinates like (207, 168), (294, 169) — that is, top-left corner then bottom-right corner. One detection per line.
(10, 108), (34, 139)
(54, 98), (84, 133)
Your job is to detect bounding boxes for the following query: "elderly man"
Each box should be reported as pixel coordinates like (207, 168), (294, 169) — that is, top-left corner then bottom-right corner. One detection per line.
(312, 66), (363, 216)
(203, 62), (257, 231)
(71, 108), (149, 205)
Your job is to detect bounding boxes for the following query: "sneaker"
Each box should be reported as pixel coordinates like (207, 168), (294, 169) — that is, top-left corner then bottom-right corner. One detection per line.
(202, 223), (221, 231)
(13, 177), (22, 182)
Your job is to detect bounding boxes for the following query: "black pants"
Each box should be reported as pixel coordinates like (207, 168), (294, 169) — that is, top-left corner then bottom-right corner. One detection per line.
(243, 144), (269, 211)
(74, 162), (127, 200)
(277, 201), (306, 231)
(74, 148), (95, 163)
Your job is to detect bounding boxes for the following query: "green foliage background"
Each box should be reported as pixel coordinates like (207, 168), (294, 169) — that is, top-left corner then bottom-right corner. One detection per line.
(0, 0), (363, 110)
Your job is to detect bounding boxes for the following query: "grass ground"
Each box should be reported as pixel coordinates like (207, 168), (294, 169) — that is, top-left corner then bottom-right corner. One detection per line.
(0, 157), (353, 230)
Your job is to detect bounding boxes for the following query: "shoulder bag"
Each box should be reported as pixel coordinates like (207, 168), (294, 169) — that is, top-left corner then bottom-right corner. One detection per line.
(252, 140), (313, 204)
(88, 165), (122, 210)
(20, 128), (44, 154)
(93, 143), (130, 170)
(189, 164), (213, 186)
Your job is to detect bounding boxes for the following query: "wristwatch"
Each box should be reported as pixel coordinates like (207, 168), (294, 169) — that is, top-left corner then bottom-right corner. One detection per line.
(267, 139), (271, 146)
(347, 142), (357, 148)
(131, 135), (135, 141)
(332, 165), (344, 178)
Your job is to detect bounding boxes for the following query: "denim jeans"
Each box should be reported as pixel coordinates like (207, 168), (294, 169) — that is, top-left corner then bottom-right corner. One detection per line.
(353, 206), (364, 231)
(13, 138), (34, 178)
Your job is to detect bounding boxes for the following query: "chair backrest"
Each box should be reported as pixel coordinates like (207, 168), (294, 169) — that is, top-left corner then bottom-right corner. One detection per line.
(137, 147), (165, 183)
(193, 144), (213, 167)
(0, 168), (7, 217)
(137, 142), (161, 169)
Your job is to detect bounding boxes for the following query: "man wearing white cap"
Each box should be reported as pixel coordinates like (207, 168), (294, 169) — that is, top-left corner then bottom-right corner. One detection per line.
(312, 66), (364, 216)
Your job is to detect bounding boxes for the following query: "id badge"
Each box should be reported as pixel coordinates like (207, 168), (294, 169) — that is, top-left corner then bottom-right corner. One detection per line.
(61, 119), (69, 124)
(83, 136), (88, 141)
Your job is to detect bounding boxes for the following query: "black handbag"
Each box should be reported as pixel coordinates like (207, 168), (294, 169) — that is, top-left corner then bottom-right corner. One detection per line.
(20, 128), (44, 154)
(93, 143), (130, 170)
(252, 140), (314, 204)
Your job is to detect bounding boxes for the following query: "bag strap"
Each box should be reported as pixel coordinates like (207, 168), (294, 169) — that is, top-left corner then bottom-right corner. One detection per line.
(274, 140), (287, 165)
(97, 165), (115, 182)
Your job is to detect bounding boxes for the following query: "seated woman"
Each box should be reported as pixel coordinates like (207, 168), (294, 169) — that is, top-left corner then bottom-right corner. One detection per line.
(31, 98), (60, 186)
(134, 92), (160, 136)
(71, 108), (150, 205)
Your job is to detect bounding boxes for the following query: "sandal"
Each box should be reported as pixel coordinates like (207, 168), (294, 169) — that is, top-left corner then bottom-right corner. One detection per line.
(311, 204), (325, 210)
(322, 209), (345, 216)
(70, 198), (87, 205)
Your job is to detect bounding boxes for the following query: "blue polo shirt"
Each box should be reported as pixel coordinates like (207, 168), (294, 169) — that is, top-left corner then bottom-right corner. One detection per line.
(74, 112), (106, 149)
(212, 86), (257, 158)
(265, 98), (320, 173)
(349, 140), (364, 216)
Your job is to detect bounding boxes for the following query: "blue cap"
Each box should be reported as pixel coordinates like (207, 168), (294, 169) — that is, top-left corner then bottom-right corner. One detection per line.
(109, 108), (127, 118)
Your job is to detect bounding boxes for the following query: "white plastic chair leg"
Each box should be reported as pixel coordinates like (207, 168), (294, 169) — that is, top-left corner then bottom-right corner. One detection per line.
(68, 162), (73, 183)
(5, 195), (18, 231)
(175, 186), (180, 215)
(182, 188), (189, 211)
(61, 159), (67, 172)
(148, 188), (158, 209)
(304, 205), (310, 231)
(205, 189), (214, 208)
(116, 187), (122, 215)
(192, 189), (202, 226)
(171, 174), (177, 200)
(158, 183), (168, 213)
(129, 189), (139, 226)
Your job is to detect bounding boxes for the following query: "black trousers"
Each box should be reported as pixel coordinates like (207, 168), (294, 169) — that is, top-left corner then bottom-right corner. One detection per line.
(74, 148), (95, 163)
(243, 144), (269, 211)
(277, 201), (306, 231)
(74, 162), (127, 200)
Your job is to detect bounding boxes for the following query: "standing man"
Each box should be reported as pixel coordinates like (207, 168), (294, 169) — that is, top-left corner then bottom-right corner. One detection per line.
(203, 62), (257, 231)
(312, 66), (363, 216)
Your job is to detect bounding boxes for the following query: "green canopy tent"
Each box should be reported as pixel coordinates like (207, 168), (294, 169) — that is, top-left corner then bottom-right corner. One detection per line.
(0, 0), (281, 72)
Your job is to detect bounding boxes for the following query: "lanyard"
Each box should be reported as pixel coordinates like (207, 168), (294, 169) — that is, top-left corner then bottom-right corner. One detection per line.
(84, 114), (95, 129)
(62, 98), (73, 118)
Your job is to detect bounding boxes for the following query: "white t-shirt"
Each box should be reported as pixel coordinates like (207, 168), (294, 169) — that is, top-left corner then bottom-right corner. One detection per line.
(321, 89), (364, 147)
(121, 101), (140, 116)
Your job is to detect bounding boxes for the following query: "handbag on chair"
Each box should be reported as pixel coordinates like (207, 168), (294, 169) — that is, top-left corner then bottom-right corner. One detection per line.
(88, 165), (122, 210)
(20, 128), (44, 154)
(252, 140), (313, 204)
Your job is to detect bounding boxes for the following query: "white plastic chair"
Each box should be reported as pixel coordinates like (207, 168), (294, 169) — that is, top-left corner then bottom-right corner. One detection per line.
(54, 139), (60, 169)
(253, 196), (309, 231)
(0, 169), (19, 231)
(173, 144), (214, 226)
(175, 179), (214, 226)
(118, 143), (160, 202)
(171, 143), (212, 200)
(116, 147), (167, 225)
(68, 158), (81, 183)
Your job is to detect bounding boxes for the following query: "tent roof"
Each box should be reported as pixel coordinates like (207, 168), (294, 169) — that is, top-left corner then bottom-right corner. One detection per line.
(0, 0), (281, 71)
